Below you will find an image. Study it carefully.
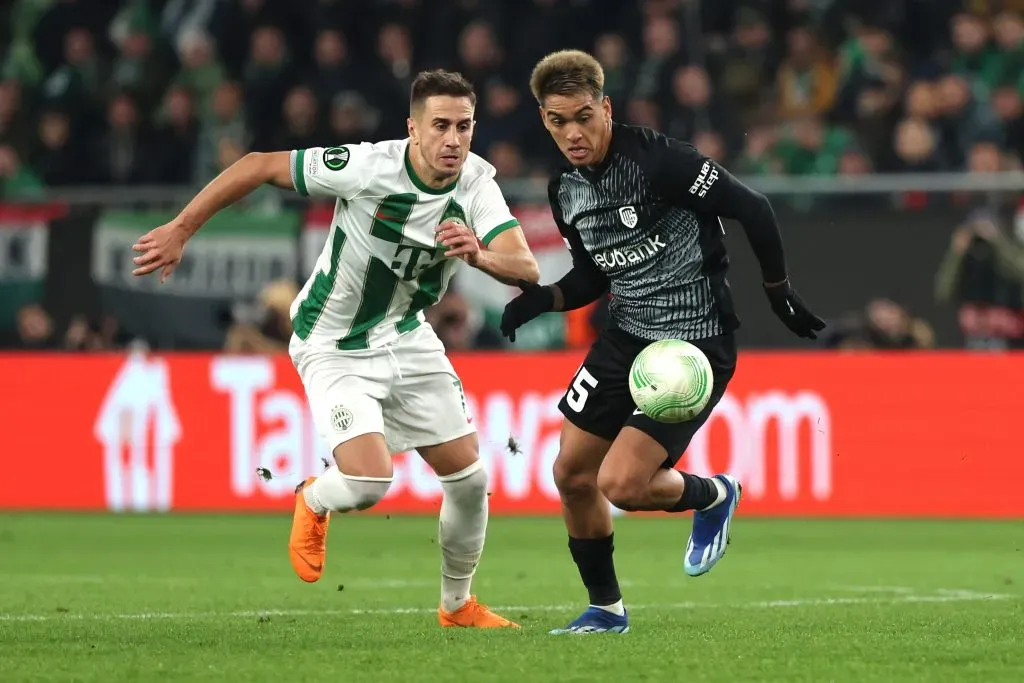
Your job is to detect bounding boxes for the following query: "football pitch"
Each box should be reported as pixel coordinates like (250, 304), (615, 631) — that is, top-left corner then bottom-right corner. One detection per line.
(0, 515), (1020, 682)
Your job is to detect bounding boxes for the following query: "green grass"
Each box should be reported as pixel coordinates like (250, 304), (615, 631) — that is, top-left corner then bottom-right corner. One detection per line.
(0, 515), (1021, 682)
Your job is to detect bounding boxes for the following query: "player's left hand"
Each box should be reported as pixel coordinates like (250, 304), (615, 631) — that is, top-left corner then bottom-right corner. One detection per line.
(763, 279), (826, 340)
(436, 220), (481, 265)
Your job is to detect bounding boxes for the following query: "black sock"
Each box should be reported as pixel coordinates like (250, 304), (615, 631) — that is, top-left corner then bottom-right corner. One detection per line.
(668, 472), (719, 512)
(568, 534), (622, 606)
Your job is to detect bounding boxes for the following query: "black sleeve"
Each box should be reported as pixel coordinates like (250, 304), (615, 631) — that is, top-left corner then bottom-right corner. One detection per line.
(650, 137), (788, 284)
(548, 179), (610, 311)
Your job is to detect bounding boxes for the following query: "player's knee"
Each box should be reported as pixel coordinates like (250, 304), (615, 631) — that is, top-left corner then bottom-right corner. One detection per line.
(596, 471), (644, 511)
(341, 474), (392, 511)
(552, 456), (598, 498)
(439, 459), (488, 503)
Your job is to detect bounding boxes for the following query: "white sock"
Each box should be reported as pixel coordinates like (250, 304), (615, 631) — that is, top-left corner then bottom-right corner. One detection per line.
(437, 460), (488, 614)
(592, 600), (626, 616)
(702, 478), (728, 511)
(303, 466), (392, 515)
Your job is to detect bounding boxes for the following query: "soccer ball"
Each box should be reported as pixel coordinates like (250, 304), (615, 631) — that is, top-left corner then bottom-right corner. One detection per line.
(628, 339), (714, 423)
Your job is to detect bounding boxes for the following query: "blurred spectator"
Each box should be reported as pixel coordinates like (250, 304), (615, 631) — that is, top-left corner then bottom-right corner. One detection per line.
(0, 144), (44, 199)
(11, 303), (56, 350)
(2, 303), (123, 351)
(372, 22), (415, 137)
(709, 7), (777, 121)
(593, 33), (635, 105)
(734, 123), (782, 175)
(933, 73), (1001, 169)
(328, 91), (381, 144)
(108, 6), (167, 112)
(0, 79), (33, 160)
(41, 27), (106, 116)
(625, 98), (662, 130)
(93, 92), (147, 185)
(274, 86), (322, 152)
(824, 299), (935, 350)
(149, 86), (199, 184)
(196, 81), (248, 183)
(426, 288), (503, 351)
(776, 24), (838, 120)
(488, 141), (525, 178)
(309, 29), (362, 108)
(456, 20), (503, 87)
(892, 117), (947, 172)
(244, 26), (293, 148)
(935, 209), (1024, 349)
(691, 130), (726, 163)
(773, 117), (852, 175)
(475, 80), (529, 159)
(950, 12), (997, 87)
(224, 279), (297, 353)
(664, 64), (739, 155)
(31, 109), (91, 186)
(633, 15), (682, 101)
(991, 83), (1024, 160)
(173, 28), (227, 118)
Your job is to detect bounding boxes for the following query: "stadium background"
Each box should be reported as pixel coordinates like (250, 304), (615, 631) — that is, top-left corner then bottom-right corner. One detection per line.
(2, 0), (1023, 517)
(1, 3), (1022, 681)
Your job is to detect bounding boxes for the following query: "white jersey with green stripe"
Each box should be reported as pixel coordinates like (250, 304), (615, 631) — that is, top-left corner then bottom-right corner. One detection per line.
(288, 139), (519, 350)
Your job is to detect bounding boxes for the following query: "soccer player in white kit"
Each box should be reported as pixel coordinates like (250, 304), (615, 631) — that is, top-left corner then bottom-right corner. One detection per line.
(130, 70), (540, 628)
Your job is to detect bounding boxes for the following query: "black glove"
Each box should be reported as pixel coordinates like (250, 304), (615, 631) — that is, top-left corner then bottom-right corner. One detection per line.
(763, 280), (826, 340)
(500, 280), (555, 342)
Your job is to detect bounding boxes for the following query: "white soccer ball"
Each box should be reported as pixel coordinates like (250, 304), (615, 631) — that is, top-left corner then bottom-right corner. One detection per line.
(628, 339), (715, 423)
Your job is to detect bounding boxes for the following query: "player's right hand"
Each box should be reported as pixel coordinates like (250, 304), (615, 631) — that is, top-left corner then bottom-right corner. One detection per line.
(763, 279), (826, 340)
(500, 280), (555, 343)
(132, 222), (188, 283)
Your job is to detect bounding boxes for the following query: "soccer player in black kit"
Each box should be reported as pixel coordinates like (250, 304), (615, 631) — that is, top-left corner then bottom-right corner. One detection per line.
(500, 50), (825, 634)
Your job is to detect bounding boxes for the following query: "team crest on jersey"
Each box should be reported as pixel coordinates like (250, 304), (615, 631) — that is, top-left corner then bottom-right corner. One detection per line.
(330, 405), (353, 432)
(323, 146), (350, 171)
(618, 206), (638, 228)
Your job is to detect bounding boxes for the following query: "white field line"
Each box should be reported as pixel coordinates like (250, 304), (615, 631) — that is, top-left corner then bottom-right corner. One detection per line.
(0, 590), (1014, 624)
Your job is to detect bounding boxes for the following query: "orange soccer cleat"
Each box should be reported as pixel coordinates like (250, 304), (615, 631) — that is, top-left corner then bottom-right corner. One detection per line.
(438, 596), (520, 629)
(288, 477), (330, 583)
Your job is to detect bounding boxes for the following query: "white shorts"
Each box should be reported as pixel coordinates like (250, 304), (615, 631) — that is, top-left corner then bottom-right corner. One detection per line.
(289, 324), (475, 454)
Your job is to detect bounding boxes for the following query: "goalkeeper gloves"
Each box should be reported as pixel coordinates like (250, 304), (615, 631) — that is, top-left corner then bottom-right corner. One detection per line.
(763, 279), (826, 340)
(500, 280), (555, 342)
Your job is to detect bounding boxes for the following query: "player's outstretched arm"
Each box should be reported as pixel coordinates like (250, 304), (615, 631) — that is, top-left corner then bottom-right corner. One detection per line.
(132, 152), (293, 281)
(655, 140), (825, 339)
(498, 225), (608, 342)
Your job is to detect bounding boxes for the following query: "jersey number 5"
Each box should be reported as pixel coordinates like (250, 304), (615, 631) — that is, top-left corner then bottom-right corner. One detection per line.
(565, 366), (598, 412)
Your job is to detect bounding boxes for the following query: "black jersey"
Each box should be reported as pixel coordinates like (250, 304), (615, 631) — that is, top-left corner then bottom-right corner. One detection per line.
(549, 123), (787, 342)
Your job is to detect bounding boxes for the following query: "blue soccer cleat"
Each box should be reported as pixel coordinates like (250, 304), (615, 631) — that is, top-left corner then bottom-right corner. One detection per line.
(549, 606), (630, 634)
(684, 474), (742, 577)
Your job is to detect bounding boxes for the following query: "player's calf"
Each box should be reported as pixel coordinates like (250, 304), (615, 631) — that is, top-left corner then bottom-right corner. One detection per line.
(419, 435), (515, 625)
(289, 433), (393, 583)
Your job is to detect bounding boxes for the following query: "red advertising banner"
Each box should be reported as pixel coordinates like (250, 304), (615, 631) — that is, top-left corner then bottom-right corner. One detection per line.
(1, 351), (1022, 517)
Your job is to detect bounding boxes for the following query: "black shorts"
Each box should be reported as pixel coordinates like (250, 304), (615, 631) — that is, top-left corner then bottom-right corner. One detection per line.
(557, 326), (737, 467)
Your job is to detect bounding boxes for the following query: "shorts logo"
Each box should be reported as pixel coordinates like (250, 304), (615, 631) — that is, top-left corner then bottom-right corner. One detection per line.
(330, 405), (353, 432)
(323, 146), (350, 171)
(618, 206), (638, 228)
(453, 379), (470, 423)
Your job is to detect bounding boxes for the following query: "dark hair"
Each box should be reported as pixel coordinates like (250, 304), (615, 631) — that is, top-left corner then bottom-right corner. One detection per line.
(530, 50), (605, 104)
(410, 69), (477, 113)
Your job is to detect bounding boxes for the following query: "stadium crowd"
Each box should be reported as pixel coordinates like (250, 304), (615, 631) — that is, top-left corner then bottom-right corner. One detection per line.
(3, 0), (1024, 353)
(3, 0), (1024, 197)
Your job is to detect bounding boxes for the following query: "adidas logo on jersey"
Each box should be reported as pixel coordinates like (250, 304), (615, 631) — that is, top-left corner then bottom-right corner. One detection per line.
(594, 235), (666, 269)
